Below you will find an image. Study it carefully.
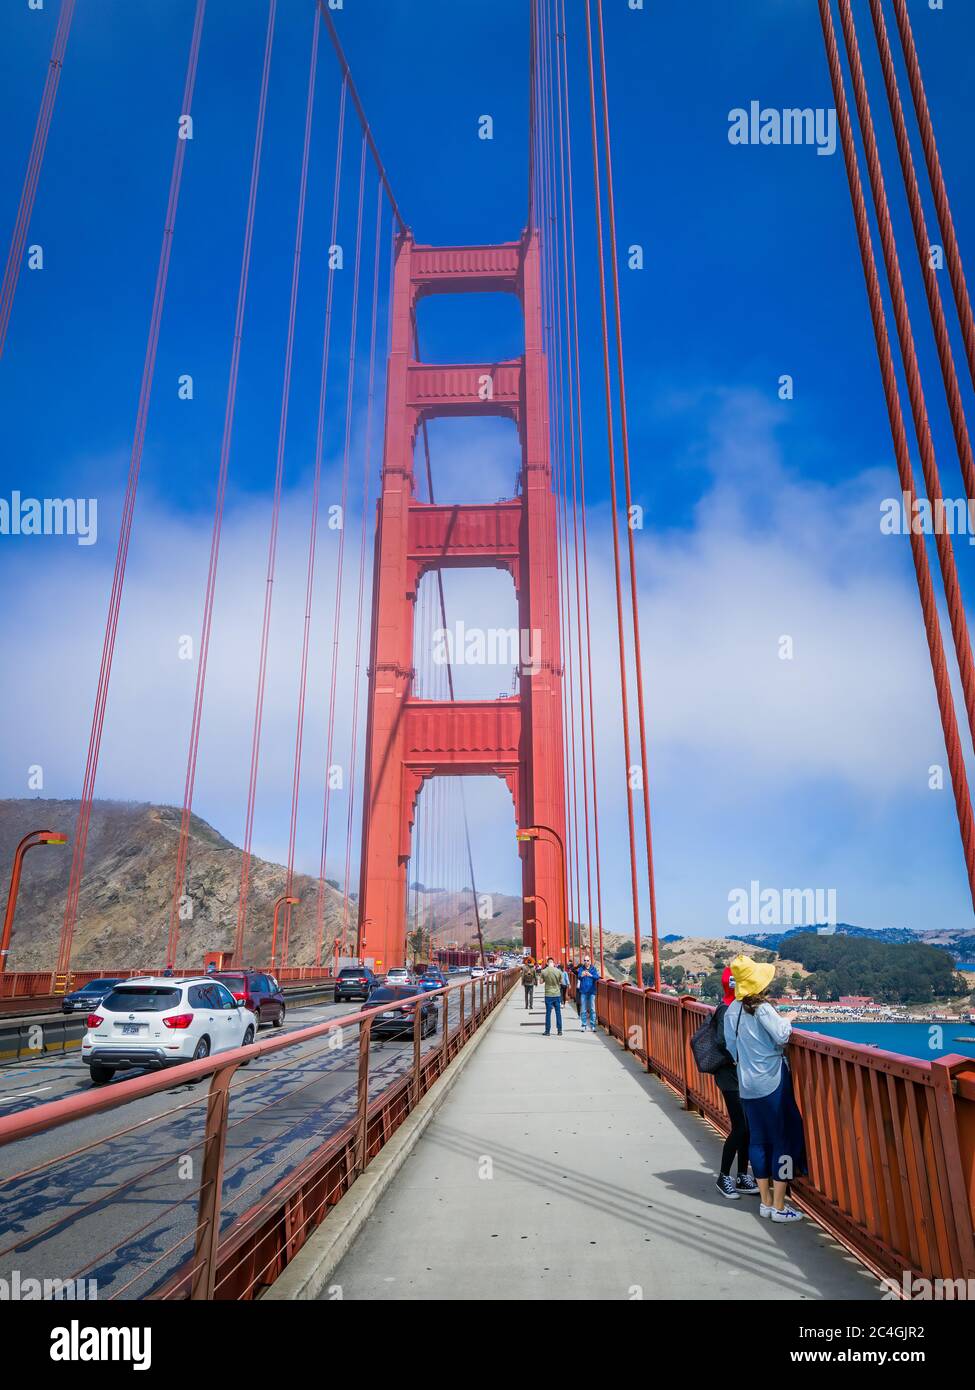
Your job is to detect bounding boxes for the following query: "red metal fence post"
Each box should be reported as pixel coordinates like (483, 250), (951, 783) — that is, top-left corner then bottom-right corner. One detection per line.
(930, 1056), (975, 1279)
(190, 1062), (239, 1300)
(677, 994), (690, 1108)
(412, 999), (423, 1107)
(355, 1016), (372, 1174)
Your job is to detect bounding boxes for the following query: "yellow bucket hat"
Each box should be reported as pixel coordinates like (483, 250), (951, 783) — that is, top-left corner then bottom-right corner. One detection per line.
(730, 954), (776, 1000)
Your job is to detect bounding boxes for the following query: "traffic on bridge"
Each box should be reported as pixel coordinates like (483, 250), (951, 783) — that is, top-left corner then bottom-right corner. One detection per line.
(1, 0), (974, 1364)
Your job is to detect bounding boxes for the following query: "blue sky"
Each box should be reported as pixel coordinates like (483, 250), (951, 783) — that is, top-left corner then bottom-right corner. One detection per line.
(3, 0), (975, 942)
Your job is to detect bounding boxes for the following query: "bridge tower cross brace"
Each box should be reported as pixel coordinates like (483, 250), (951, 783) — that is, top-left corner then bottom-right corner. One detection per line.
(356, 229), (567, 971)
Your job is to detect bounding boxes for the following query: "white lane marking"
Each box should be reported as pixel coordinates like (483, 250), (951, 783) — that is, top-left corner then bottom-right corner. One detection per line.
(0, 1085), (53, 1104)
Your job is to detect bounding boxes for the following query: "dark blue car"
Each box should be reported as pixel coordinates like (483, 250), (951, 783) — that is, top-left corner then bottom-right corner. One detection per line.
(418, 969), (446, 993)
(61, 978), (127, 1015)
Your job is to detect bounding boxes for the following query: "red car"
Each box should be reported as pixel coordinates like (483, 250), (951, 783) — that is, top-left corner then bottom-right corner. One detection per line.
(213, 971), (286, 1029)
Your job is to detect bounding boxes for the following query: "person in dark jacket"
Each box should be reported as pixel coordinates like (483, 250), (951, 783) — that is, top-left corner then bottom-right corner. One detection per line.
(521, 959), (537, 1010)
(712, 967), (759, 1200)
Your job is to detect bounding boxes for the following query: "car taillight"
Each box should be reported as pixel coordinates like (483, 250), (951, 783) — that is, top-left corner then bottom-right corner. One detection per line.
(87, 1014), (103, 1028)
(163, 1013), (194, 1030)
(233, 992), (252, 1007)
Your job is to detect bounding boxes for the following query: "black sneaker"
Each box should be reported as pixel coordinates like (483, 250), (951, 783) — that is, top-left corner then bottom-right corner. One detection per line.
(735, 1174), (760, 1195)
(715, 1174), (740, 1200)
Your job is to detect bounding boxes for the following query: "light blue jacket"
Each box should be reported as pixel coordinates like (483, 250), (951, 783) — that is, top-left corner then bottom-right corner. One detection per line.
(723, 1000), (792, 1100)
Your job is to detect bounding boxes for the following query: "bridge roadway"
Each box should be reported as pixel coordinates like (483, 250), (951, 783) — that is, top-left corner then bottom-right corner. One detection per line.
(0, 986), (470, 1298)
(326, 989), (885, 1301)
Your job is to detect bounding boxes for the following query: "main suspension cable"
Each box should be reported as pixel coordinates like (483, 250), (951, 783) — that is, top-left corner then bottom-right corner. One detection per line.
(0, 0), (76, 360)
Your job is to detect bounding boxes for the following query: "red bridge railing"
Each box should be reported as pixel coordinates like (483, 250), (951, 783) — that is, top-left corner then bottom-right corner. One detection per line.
(594, 980), (975, 1290)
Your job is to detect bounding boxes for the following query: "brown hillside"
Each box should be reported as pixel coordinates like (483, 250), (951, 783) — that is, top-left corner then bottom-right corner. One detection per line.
(0, 799), (348, 972)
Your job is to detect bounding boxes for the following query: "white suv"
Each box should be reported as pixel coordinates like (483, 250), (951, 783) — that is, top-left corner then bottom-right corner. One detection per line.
(82, 977), (257, 1085)
(384, 967), (414, 986)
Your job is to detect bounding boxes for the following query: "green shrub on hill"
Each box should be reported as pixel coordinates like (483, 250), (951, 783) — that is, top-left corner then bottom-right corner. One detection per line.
(784, 932), (965, 1004)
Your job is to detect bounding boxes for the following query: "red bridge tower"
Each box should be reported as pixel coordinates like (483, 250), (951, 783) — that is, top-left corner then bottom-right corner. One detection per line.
(357, 229), (567, 971)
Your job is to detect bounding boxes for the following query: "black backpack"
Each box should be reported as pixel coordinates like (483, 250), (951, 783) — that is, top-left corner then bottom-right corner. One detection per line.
(690, 1004), (735, 1075)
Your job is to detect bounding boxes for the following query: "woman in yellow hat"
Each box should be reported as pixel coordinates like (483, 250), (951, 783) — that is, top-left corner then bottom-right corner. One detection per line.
(722, 955), (807, 1224)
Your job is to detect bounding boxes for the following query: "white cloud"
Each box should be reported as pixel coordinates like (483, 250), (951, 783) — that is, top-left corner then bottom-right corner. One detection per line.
(2, 388), (972, 938)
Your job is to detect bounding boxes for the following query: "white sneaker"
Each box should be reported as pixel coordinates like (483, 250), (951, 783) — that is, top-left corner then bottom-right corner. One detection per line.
(759, 1203), (774, 1219)
(771, 1206), (803, 1224)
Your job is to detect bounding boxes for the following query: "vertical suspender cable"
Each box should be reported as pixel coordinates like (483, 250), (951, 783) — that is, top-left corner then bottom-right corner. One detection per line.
(818, 0), (975, 914)
(561, 0), (605, 976)
(280, 77), (348, 969)
(57, 0), (207, 981)
(0, 0), (76, 359)
(549, 0), (585, 967)
(314, 135), (368, 960)
(528, 0), (539, 235)
(594, 0), (661, 992)
(414, 352), (489, 975)
(169, 0), (277, 969)
(582, 0), (644, 984)
(540, 0), (577, 963)
(339, 183), (385, 957)
(235, 4), (320, 955)
(554, 0), (596, 964)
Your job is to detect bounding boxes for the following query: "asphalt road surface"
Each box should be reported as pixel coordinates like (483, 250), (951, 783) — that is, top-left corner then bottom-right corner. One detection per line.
(0, 984), (474, 1298)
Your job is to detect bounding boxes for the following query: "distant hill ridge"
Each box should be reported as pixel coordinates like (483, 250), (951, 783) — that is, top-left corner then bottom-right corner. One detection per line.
(0, 798), (349, 971)
(660, 922), (975, 964)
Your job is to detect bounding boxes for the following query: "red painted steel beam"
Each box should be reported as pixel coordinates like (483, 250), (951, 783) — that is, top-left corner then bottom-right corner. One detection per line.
(407, 500), (521, 592)
(410, 241), (522, 298)
(406, 361), (522, 418)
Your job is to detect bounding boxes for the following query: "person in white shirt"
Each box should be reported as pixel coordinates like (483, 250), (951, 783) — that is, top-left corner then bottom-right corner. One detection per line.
(723, 955), (807, 1224)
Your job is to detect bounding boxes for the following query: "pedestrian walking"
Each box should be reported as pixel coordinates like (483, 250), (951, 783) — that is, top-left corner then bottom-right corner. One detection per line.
(723, 955), (807, 1223)
(575, 953), (600, 1032)
(521, 958), (537, 1010)
(538, 956), (563, 1036)
(559, 963), (569, 1005)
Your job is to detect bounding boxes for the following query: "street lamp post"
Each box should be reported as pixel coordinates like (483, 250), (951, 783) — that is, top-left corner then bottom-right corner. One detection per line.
(270, 895), (299, 973)
(516, 824), (569, 963)
(523, 892), (551, 959)
(1, 830), (67, 978)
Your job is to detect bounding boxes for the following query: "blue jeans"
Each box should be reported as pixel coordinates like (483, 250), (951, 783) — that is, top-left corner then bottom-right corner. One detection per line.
(544, 995), (562, 1034)
(579, 993), (596, 1030)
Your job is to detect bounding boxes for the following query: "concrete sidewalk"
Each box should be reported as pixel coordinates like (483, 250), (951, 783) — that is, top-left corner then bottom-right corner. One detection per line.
(328, 989), (883, 1300)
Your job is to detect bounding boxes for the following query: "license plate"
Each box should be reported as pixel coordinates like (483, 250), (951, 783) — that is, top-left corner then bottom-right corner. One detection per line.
(381, 1011), (399, 1019)
(120, 1024), (142, 1036)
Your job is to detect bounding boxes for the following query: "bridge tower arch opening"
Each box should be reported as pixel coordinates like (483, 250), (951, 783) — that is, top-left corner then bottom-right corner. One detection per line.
(356, 230), (567, 971)
(403, 771), (525, 963)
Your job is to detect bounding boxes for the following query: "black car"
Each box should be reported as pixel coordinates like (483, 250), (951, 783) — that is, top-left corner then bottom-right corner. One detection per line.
(213, 970), (286, 1028)
(334, 966), (379, 1003)
(61, 978), (127, 1015)
(368, 985), (438, 1040)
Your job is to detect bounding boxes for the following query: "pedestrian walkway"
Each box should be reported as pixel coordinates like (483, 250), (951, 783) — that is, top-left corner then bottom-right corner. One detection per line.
(327, 987), (883, 1300)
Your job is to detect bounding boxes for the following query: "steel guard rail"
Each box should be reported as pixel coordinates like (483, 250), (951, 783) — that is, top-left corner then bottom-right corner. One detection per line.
(0, 966), (336, 999)
(594, 979), (975, 1290)
(0, 968), (517, 1299)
